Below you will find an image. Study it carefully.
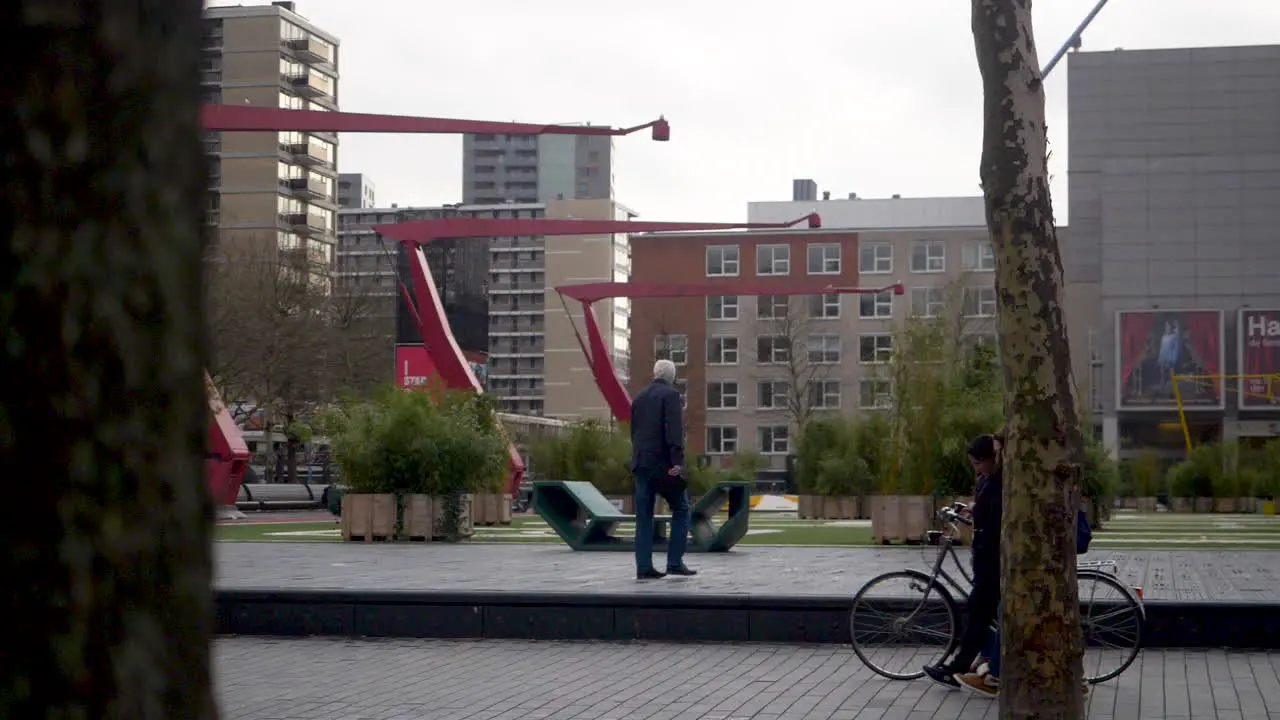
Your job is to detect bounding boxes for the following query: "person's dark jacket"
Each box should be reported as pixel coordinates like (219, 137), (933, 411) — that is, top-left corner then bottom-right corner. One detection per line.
(630, 378), (685, 475)
(970, 466), (1003, 570)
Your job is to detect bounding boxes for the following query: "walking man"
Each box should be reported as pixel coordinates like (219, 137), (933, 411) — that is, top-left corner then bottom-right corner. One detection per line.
(630, 359), (696, 580)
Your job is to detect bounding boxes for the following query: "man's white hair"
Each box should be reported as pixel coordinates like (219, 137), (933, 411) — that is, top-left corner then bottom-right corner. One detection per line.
(653, 358), (677, 382)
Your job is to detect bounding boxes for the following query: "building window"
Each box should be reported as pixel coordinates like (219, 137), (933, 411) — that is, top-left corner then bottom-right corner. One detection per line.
(911, 240), (946, 273)
(654, 333), (688, 365)
(707, 295), (739, 321)
(757, 294), (790, 320)
(859, 243), (893, 274)
(674, 379), (689, 410)
(757, 380), (790, 410)
(756, 335), (791, 364)
(707, 381), (739, 410)
(859, 378), (894, 409)
(758, 425), (790, 454)
(859, 334), (894, 364)
(859, 291), (893, 319)
(706, 245), (740, 277)
(910, 287), (945, 318)
(707, 336), (739, 365)
(808, 379), (841, 410)
(706, 426), (738, 454)
(963, 333), (999, 353)
(807, 335), (841, 364)
(963, 286), (998, 318)
(808, 293), (841, 319)
(756, 244), (791, 276)
(808, 243), (842, 274)
(963, 241), (996, 272)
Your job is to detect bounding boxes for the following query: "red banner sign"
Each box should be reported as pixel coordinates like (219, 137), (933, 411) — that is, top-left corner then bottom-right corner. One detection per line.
(1116, 309), (1224, 410)
(394, 344), (488, 391)
(1239, 309), (1280, 409)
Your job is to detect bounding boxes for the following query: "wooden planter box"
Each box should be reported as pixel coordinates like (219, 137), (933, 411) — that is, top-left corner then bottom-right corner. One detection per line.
(1214, 498), (1238, 513)
(1193, 497), (1214, 513)
(1170, 497), (1193, 513)
(870, 495), (935, 545)
(1237, 497), (1258, 514)
(472, 493), (514, 525)
(340, 493), (396, 541)
(1120, 497), (1140, 510)
(796, 495), (861, 519)
(402, 494), (435, 541)
(1135, 497), (1158, 513)
(797, 494), (818, 519)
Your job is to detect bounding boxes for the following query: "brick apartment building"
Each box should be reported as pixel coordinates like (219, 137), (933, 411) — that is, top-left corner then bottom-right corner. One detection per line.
(630, 218), (1000, 471)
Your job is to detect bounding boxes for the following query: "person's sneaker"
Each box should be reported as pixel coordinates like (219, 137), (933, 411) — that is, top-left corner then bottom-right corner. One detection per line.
(957, 672), (999, 698)
(667, 565), (697, 576)
(922, 664), (961, 689)
(636, 568), (666, 580)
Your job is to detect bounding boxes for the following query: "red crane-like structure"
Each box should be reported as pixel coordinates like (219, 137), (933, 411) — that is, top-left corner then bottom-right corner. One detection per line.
(201, 104), (668, 507)
(202, 102), (903, 500)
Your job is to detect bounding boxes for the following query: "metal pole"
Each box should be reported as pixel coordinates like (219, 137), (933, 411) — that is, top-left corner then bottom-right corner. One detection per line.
(1041, 0), (1113, 80)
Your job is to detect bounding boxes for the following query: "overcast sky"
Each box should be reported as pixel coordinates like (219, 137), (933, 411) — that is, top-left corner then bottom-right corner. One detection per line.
(287, 0), (1278, 223)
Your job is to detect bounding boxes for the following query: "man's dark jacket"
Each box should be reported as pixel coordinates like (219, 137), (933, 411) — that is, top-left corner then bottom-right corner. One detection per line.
(970, 467), (1003, 573)
(630, 378), (685, 475)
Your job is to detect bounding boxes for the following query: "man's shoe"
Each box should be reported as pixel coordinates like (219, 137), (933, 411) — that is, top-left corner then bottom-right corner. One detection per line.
(957, 672), (999, 698)
(667, 565), (697, 576)
(636, 569), (666, 580)
(922, 664), (961, 689)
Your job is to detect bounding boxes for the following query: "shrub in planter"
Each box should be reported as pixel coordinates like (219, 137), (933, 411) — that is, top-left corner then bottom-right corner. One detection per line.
(531, 419), (633, 511)
(1128, 450), (1164, 511)
(328, 385), (508, 541)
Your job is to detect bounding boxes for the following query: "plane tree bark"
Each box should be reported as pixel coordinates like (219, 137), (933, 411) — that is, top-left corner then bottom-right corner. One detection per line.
(971, 1), (1087, 718)
(0, 0), (217, 718)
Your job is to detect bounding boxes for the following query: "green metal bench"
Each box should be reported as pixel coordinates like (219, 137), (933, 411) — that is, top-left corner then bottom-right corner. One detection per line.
(532, 480), (751, 552)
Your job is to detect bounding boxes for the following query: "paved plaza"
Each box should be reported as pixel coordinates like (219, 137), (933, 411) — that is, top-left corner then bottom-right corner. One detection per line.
(216, 637), (1280, 719)
(217, 542), (1280, 602)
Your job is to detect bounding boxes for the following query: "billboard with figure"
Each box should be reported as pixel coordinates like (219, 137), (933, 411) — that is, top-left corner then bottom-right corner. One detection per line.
(1116, 309), (1225, 410)
(1239, 309), (1280, 409)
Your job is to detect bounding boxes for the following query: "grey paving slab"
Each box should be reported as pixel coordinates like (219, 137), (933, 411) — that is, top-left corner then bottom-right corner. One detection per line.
(216, 543), (1280, 602)
(214, 637), (1280, 720)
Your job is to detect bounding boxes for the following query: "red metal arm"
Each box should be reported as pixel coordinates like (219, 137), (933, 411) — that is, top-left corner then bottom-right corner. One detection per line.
(559, 282), (906, 423)
(206, 373), (250, 507)
(202, 105), (670, 140)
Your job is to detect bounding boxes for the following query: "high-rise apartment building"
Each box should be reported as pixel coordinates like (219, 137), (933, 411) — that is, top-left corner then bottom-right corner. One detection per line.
(461, 132), (615, 204)
(202, 2), (340, 288)
(337, 173), (376, 209)
(335, 199), (634, 418)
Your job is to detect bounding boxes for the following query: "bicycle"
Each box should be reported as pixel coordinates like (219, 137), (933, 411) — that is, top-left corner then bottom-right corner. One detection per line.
(849, 502), (1145, 684)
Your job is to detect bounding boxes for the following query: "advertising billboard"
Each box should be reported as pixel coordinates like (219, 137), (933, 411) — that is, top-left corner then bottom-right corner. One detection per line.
(394, 344), (487, 391)
(1239, 309), (1280, 410)
(1115, 309), (1225, 411)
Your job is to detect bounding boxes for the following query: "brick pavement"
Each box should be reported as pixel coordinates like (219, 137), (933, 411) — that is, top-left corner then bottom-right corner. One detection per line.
(216, 543), (1280, 602)
(215, 637), (1280, 719)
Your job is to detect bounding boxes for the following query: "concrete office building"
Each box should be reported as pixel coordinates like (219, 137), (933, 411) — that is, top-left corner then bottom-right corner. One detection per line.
(632, 195), (999, 469)
(337, 173), (376, 209)
(792, 179), (818, 202)
(461, 132), (615, 205)
(202, 2), (341, 289)
(336, 199), (634, 419)
(1067, 45), (1280, 456)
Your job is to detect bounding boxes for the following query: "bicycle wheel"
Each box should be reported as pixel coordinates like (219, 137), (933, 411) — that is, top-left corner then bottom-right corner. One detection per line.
(1078, 569), (1144, 684)
(850, 569), (960, 680)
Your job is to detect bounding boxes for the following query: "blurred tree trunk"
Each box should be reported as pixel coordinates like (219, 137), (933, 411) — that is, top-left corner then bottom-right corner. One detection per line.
(970, 1), (1086, 718)
(0, 1), (217, 719)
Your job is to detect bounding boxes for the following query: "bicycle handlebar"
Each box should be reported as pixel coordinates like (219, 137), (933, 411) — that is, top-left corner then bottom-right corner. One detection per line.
(938, 502), (974, 527)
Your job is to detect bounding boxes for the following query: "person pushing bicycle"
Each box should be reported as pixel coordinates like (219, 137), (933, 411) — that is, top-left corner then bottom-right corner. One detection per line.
(923, 432), (1003, 690)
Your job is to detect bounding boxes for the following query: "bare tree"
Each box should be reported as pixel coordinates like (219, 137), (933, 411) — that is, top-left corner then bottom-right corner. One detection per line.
(973, 0), (1086, 716)
(752, 294), (843, 430)
(0, 0), (216, 716)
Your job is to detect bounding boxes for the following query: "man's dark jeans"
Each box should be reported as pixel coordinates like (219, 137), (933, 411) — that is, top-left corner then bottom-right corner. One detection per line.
(633, 470), (690, 573)
(950, 557), (1000, 672)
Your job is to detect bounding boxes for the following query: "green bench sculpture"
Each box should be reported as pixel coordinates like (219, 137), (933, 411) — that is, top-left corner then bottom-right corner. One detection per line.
(532, 480), (751, 552)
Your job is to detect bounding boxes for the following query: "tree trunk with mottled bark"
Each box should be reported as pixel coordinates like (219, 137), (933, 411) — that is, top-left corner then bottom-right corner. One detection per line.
(0, 1), (217, 718)
(971, 1), (1087, 718)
